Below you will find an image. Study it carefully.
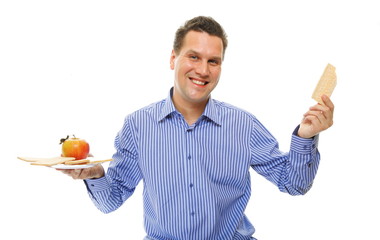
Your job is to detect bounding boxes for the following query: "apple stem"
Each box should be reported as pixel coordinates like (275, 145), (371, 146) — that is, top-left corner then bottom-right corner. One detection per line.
(59, 135), (69, 145)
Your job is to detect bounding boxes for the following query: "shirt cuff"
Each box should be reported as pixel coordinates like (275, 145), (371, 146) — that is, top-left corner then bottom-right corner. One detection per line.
(291, 125), (319, 154)
(84, 175), (110, 192)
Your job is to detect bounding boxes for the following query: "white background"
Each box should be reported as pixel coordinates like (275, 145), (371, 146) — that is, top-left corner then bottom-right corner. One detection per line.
(1, 0), (379, 239)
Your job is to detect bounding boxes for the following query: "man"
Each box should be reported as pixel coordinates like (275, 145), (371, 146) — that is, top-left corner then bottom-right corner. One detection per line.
(59, 16), (334, 240)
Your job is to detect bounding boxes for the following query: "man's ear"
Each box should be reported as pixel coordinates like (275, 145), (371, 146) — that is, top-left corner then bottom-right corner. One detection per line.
(170, 50), (176, 70)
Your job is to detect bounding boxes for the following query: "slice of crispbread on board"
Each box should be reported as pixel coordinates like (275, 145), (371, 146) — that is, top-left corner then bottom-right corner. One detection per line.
(17, 157), (49, 162)
(89, 159), (113, 164)
(312, 63), (337, 104)
(18, 156), (76, 166)
(64, 159), (90, 165)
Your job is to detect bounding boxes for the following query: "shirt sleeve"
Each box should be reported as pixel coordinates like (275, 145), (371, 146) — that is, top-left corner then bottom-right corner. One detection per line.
(250, 121), (320, 196)
(84, 115), (142, 213)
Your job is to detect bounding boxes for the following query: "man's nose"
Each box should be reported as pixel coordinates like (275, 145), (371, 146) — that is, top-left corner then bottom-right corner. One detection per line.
(195, 60), (210, 77)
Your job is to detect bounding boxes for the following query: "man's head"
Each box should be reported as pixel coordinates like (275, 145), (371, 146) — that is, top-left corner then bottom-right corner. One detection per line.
(173, 16), (228, 59)
(170, 16), (227, 109)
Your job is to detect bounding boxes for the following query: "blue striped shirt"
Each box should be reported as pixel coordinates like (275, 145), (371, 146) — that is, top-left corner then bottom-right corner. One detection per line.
(85, 88), (320, 240)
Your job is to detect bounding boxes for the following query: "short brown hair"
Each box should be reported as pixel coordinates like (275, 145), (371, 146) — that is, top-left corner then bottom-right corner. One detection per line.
(173, 16), (228, 58)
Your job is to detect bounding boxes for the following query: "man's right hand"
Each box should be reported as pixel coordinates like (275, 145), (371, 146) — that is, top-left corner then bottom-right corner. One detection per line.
(57, 164), (105, 180)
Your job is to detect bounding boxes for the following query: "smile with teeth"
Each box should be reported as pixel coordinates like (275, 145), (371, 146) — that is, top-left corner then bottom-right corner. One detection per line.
(190, 78), (208, 86)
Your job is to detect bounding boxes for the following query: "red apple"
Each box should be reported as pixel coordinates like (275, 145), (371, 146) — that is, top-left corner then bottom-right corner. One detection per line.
(60, 135), (90, 160)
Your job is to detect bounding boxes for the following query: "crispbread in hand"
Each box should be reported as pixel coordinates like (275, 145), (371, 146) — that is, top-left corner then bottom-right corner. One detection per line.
(312, 63), (337, 105)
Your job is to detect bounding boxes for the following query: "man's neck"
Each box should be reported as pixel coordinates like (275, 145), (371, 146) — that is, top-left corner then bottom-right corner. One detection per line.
(172, 96), (208, 126)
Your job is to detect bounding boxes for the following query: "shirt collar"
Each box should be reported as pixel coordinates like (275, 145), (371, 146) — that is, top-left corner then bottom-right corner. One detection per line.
(158, 88), (177, 121)
(202, 97), (221, 126)
(159, 88), (221, 126)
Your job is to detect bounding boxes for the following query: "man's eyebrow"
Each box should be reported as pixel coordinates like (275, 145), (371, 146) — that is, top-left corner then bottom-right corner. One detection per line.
(184, 50), (200, 55)
(185, 50), (222, 61)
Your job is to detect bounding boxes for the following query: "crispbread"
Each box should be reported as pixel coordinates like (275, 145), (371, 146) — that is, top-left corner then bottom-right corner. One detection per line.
(89, 159), (113, 164)
(18, 157), (46, 162)
(312, 63), (337, 104)
(64, 159), (90, 165)
(19, 157), (76, 166)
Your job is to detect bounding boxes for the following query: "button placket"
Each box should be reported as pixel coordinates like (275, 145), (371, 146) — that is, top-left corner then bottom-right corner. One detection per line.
(185, 126), (196, 219)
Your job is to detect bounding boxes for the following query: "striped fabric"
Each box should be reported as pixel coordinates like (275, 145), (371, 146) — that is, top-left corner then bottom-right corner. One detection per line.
(85, 88), (320, 240)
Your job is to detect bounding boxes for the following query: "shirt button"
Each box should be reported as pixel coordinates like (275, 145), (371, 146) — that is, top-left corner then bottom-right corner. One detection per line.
(91, 184), (95, 187)
(190, 183), (194, 188)
(187, 155), (191, 160)
(191, 211), (195, 216)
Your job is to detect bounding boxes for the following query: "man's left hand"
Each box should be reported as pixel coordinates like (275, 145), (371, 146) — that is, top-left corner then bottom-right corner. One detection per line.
(298, 95), (335, 139)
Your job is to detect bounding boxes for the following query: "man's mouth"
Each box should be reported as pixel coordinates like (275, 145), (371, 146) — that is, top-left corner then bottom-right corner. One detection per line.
(190, 78), (209, 86)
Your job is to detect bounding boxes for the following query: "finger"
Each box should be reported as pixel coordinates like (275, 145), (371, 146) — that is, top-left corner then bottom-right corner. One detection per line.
(309, 103), (329, 112)
(56, 168), (72, 175)
(79, 168), (94, 179)
(56, 168), (82, 179)
(321, 95), (335, 112)
(310, 102), (334, 127)
(72, 169), (83, 179)
(309, 104), (332, 120)
(306, 108), (334, 130)
(302, 115), (322, 130)
(304, 110), (326, 123)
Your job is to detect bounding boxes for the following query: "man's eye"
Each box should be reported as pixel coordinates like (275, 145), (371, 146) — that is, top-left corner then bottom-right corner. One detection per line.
(189, 55), (198, 60)
(209, 59), (220, 65)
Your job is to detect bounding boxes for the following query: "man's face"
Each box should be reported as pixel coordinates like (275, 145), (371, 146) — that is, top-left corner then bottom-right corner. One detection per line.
(170, 30), (223, 106)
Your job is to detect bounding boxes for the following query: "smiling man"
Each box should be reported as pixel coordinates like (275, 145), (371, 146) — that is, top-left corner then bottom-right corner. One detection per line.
(59, 16), (334, 240)
(170, 24), (224, 126)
